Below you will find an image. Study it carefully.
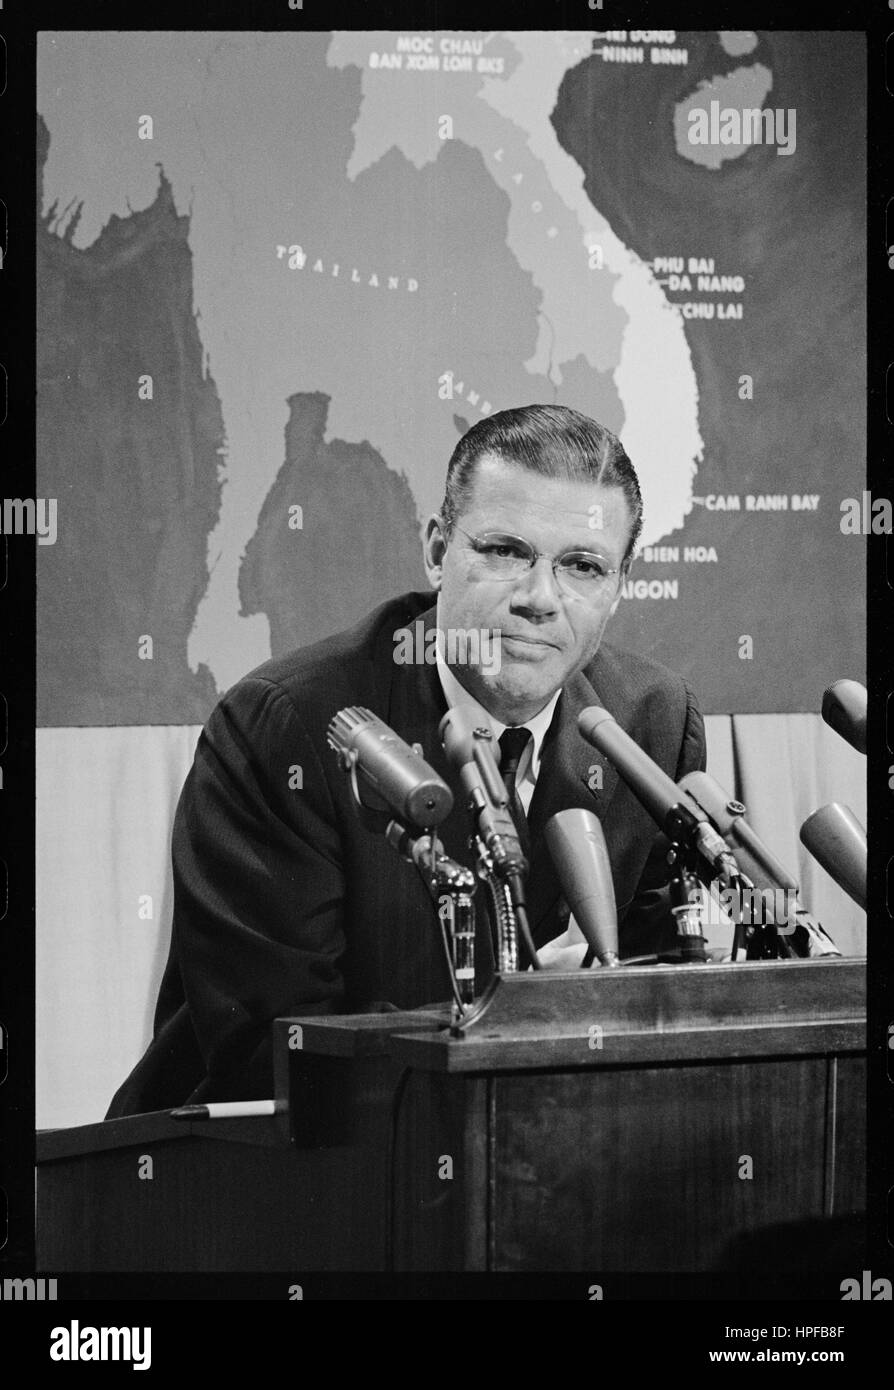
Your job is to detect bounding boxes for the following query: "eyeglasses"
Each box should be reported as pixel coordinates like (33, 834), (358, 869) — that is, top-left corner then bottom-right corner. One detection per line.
(451, 526), (621, 599)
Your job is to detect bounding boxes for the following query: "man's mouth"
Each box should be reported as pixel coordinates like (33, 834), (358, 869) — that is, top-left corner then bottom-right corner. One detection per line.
(500, 633), (559, 650)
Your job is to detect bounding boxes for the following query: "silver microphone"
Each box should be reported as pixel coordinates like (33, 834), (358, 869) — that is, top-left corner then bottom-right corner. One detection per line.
(821, 680), (867, 755)
(544, 810), (619, 967)
(800, 803), (867, 910)
(327, 706), (453, 829)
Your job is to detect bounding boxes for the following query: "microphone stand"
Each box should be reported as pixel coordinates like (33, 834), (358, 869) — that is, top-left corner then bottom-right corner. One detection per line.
(722, 867), (840, 961)
(451, 724), (541, 973)
(708, 871), (841, 962)
(473, 841), (521, 975)
(464, 809), (539, 974)
(664, 832), (784, 963)
(334, 745), (476, 1015)
(385, 821), (477, 1019)
(657, 805), (713, 964)
(725, 867), (785, 960)
(655, 804), (821, 966)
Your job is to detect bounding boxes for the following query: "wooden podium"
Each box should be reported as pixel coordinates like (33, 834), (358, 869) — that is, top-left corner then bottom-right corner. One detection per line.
(37, 958), (866, 1272)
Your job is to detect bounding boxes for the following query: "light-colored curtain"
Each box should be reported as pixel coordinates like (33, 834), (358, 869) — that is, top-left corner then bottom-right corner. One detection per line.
(37, 727), (202, 1130)
(703, 716), (865, 958)
(36, 716), (866, 1129)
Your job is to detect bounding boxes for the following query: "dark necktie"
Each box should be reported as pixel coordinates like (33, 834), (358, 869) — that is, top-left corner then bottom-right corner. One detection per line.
(498, 727), (533, 860)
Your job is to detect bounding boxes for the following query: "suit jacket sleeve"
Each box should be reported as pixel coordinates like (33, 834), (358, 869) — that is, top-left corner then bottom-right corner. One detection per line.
(618, 679), (708, 957)
(167, 675), (348, 1090)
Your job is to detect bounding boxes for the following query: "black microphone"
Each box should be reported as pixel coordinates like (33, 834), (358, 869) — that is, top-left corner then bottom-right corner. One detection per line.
(821, 680), (867, 755)
(439, 706), (527, 875)
(800, 803), (867, 910)
(544, 810), (620, 967)
(577, 706), (735, 881)
(327, 707), (453, 830)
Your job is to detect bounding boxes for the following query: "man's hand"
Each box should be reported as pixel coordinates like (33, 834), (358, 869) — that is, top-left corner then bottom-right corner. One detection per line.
(535, 939), (592, 971)
(533, 911), (593, 971)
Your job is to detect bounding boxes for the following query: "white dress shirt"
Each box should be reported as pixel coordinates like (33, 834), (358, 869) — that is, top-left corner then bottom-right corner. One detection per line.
(434, 648), (561, 814)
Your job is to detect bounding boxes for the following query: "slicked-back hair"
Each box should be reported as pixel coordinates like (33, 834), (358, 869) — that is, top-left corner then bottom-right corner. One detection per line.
(439, 404), (643, 572)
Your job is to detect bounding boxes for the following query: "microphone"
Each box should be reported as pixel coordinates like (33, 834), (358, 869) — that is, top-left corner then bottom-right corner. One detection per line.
(677, 771), (840, 954)
(577, 708), (839, 955)
(821, 680), (867, 755)
(440, 704), (539, 972)
(439, 705), (527, 875)
(327, 706), (453, 830)
(577, 706), (736, 882)
(800, 803), (867, 910)
(678, 771), (799, 895)
(678, 769), (843, 953)
(544, 810), (620, 967)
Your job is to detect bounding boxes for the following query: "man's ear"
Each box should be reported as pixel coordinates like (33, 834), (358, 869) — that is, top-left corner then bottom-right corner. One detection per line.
(422, 514), (448, 590)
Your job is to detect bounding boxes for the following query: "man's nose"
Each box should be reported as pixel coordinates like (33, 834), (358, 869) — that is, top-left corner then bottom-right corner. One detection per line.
(510, 557), (561, 614)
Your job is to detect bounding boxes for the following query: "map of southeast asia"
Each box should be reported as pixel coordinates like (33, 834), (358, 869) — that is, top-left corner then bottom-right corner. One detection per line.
(36, 30), (865, 721)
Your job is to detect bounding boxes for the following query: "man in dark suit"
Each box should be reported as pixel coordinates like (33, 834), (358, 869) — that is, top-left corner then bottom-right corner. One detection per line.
(108, 405), (705, 1116)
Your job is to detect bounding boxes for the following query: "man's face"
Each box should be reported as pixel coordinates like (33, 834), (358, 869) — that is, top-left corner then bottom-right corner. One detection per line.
(423, 453), (633, 724)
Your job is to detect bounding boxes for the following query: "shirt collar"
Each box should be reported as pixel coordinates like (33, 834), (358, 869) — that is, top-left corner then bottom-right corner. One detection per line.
(433, 604), (561, 781)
